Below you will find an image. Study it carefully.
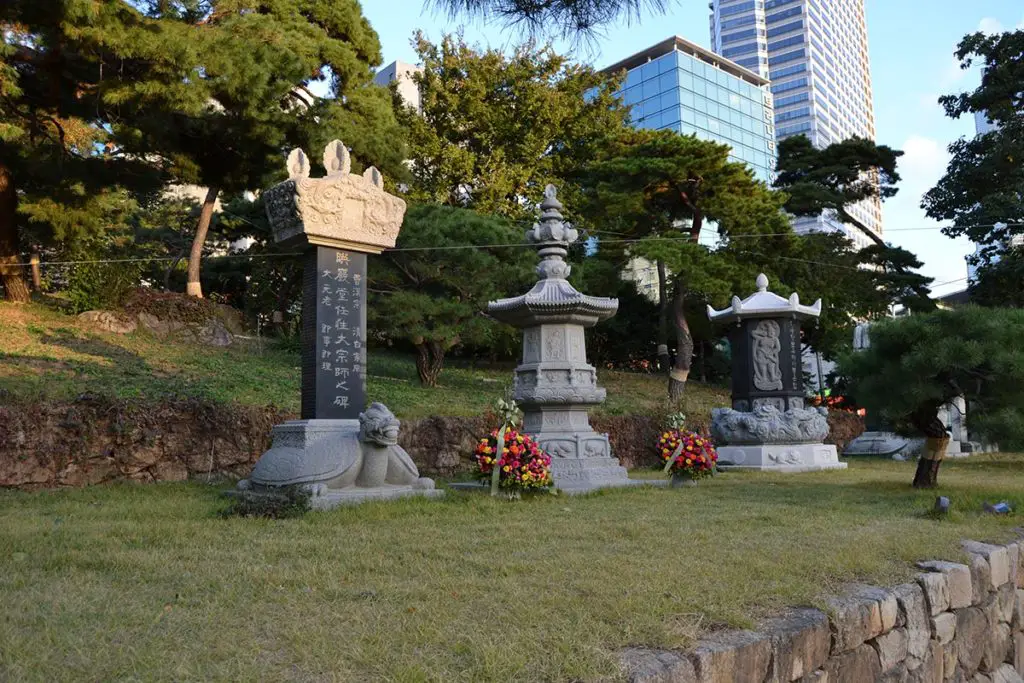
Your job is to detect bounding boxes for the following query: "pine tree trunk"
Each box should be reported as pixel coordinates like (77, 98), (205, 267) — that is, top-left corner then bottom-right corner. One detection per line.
(656, 260), (670, 372)
(668, 280), (693, 403)
(186, 186), (219, 298)
(0, 163), (31, 303)
(912, 409), (949, 489)
(415, 341), (446, 387)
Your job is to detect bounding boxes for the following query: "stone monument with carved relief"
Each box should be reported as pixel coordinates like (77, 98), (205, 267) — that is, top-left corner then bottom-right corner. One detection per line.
(707, 274), (846, 472)
(236, 141), (439, 508)
(487, 185), (651, 492)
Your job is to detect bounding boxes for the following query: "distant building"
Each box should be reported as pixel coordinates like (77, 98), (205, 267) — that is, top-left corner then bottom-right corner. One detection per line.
(374, 61), (423, 112)
(601, 35), (777, 183)
(710, 0), (883, 249)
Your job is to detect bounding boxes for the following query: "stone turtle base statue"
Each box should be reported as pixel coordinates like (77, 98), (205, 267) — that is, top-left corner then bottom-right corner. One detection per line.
(236, 403), (441, 510)
(711, 405), (847, 472)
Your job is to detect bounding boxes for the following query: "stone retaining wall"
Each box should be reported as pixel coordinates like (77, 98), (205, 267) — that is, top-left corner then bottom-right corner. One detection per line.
(622, 539), (1024, 683)
(0, 396), (861, 489)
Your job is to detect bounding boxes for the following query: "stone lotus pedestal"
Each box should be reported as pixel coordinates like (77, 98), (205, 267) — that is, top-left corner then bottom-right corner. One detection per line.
(707, 274), (846, 472)
(236, 141), (440, 508)
(487, 186), (654, 493)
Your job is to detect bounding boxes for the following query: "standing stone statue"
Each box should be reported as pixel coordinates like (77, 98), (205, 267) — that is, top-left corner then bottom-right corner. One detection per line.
(236, 141), (439, 509)
(487, 186), (651, 492)
(706, 274), (846, 472)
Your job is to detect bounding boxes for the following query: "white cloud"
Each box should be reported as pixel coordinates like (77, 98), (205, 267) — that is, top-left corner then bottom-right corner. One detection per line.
(897, 135), (948, 195)
(977, 17), (1004, 34)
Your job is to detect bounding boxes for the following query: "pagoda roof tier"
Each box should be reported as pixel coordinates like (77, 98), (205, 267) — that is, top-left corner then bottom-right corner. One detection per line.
(707, 274), (822, 323)
(488, 278), (618, 328)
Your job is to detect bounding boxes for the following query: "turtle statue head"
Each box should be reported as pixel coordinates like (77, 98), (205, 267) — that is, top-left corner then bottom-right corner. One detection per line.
(359, 403), (400, 446)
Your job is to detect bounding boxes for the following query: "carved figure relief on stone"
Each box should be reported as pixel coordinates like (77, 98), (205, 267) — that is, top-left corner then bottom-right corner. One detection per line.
(545, 328), (566, 360)
(751, 319), (784, 391)
(524, 328), (540, 362)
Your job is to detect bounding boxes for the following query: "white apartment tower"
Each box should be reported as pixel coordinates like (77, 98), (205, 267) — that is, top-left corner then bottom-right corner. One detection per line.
(710, 0), (883, 247)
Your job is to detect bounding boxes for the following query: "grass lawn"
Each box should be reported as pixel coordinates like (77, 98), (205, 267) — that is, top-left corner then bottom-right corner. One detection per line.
(2, 457), (1023, 681)
(0, 302), (728, 420)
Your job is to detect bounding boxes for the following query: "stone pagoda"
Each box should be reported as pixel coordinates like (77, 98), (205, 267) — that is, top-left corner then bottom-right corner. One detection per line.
(706, 274), (846, 472)
(236, 141), (439, 509)
(488, 185), (647, 492)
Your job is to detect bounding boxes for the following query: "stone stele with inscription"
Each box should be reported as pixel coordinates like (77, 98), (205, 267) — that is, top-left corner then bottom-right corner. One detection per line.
(487, 185), (659, 492)
(236, 141), (440, 509)
(706, 274), (846, 472)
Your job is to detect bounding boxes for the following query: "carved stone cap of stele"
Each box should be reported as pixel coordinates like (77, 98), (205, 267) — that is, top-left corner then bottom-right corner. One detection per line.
(263, 140), (406, 254)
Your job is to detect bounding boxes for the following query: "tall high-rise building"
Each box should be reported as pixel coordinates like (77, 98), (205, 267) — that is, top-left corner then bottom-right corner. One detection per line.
(710, 0), (883, 247)
(374, 61), (423, 112)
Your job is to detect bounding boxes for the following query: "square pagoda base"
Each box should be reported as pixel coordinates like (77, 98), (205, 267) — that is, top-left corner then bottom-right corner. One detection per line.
(716, 443), (847, 472)
(549, 457), (662, 493)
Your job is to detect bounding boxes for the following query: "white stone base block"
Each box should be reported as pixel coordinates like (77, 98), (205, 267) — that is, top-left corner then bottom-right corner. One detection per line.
(549, 457), (660, 493)
(716, 444), (847, 472)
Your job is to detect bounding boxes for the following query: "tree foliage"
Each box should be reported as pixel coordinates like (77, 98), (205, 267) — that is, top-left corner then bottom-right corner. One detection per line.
(398, 33), (629, 219)
(763, 233), (935, 359)
(0, 1), (164, 301)
(368, 203), (533, 386)
(971, 247), (1024, 308)
(923, 29), (1024, 263)
(426, 0), (666, 39)
(839, 307), (1024, 451)
(574, 128), (792, 400)
(774, 134), (902, 235)
(116, 0), (407, 298)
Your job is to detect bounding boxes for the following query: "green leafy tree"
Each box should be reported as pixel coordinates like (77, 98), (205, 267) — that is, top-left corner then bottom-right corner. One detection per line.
(575, 128), (792, 401)
(0, 2), (163, 302)
(923, 30), (1024, 264)
(429, 0), (665, 38)
(119, 0), (407, 298)
(368, 204), (532, 386)
(971, 247), (1024, 308)
(839, 307), (1024, 487)
(398, 33), (629, 219)
(774, 134), (902, 236)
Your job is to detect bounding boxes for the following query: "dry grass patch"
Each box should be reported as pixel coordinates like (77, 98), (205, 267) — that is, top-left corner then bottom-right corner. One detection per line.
(2, 456), (1023, 681)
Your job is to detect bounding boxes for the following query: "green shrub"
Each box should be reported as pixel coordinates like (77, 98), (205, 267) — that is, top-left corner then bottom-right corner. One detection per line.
(65, 260), (142, 314)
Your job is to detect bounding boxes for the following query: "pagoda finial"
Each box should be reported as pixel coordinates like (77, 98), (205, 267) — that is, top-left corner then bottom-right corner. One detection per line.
(756, 273), (769, 292)
(526, 184), (578, 247)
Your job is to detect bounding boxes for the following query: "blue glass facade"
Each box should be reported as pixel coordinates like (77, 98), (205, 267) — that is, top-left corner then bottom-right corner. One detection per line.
(610, 45), (777, 183)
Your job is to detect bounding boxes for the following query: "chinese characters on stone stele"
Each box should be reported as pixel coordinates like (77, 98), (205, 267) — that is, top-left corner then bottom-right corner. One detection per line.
(310, 247), (367, 420)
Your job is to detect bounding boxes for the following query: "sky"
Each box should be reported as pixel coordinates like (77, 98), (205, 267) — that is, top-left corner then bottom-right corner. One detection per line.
(361, 0), (1024, 296)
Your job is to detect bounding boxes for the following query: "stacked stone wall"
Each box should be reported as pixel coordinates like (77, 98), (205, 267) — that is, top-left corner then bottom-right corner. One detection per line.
(623, 540), (1024, 683)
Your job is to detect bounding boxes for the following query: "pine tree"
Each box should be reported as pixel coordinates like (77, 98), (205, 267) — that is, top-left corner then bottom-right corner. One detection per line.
(0, 1), (163, 302)
(574, 128), (792, 401)
(839, 307), (1024, 487)
(368, 203), (533, 386)
(117, 0), (407, 298)
(430, 0), (665, 38)
(774, 134), (902, 237)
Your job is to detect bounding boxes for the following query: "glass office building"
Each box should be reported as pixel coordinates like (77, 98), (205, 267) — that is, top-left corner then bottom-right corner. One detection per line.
(710, 0), (883, 247)
(602, 36), (777, 183)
